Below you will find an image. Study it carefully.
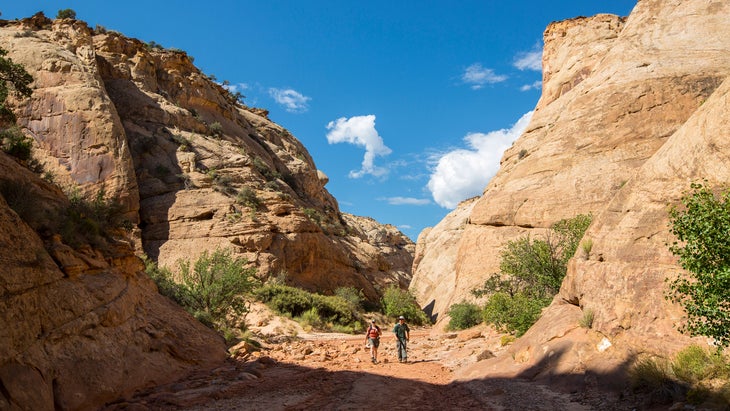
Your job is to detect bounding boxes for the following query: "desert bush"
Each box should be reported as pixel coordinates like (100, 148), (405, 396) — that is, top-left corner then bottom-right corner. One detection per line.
(56, 9), (76, 19)
(629, 356), (686, 405)
(255, 284), (360, 331)
(473, 214), (592, 336)
(381, 284), (430, 325)
(209, 121), (223, 137)
(1, 126), (33, 161)
(446, 301), (482, 331)
(236, 187), (260, 209)
(176, 248), (258, 331)
(579, 308), (594, 329)
(60, 188), (131, 248)
(482, 291), (548, 336)
(672, 345), (727, 383)
(335, 287), (366, 310)
(0, 179), (45, 227)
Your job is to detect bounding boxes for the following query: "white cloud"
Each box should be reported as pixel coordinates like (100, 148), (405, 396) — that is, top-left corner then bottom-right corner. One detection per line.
(462, 63), (507, 90)
(325, 115), (392, 178)
(222, 82), (249, 93)
(383, 197), (431, 206)
(398, 224), (413, 230)
(520, 80), (542, 91)
(514, 49), (543, 71)
(269, 88), (311, 113)
(427, 111), (534, 209)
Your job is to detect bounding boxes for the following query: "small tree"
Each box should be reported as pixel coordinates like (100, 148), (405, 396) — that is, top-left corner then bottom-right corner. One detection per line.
(446, 301), (482, 330)
(473, 214), (592, 335)
(56, 9), (77, 19)
(667, 182), (730, 347)
(177, 248), (258, 330)
(0, 47), (33, 123)
(381, 285), (429, 325)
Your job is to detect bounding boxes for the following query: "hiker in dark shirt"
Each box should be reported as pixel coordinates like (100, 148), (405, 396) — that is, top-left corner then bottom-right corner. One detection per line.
(393, 316), (410, 363)
(365, 319), (381, 363)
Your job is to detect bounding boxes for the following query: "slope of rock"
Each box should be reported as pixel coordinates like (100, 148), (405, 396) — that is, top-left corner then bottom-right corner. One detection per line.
(412, 0), (730, 383)
(0, 151), (227, 411)
(0, 14), (414, 301)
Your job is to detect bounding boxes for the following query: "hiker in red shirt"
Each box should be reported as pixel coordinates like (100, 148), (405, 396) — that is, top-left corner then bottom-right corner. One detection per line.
(365, 319), (382, 363)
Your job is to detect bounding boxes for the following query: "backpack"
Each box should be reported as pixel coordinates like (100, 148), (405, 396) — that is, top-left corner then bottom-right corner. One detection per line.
(368, 325), (380, 339)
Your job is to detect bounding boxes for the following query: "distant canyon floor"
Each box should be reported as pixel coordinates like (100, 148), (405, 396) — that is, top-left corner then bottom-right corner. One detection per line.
(102, 312), (648, 411)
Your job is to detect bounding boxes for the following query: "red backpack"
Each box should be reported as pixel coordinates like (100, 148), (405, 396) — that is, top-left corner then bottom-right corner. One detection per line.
(368, 325), (380, 338)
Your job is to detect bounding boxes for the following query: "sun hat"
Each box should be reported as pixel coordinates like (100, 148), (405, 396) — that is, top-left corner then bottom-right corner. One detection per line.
(398, 316), (405, 320)
(371, 319), (376, 323)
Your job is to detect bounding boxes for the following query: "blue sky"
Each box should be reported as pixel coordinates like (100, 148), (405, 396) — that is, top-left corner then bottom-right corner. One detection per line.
(3, 1), (637, 241)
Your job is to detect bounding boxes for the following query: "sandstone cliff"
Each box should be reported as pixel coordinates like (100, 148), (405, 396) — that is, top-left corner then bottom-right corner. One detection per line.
(412, 0), (730, 383)
(1, 14), (414, 300)
(0, 12), (414, 411)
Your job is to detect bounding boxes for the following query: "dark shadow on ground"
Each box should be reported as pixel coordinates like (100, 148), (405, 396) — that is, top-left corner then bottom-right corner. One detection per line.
(101, 350), (669, 411)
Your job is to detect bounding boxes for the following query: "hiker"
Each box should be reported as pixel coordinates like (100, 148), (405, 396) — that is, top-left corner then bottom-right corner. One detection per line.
(393, 315), (410, 363)
(365, 319), (381, 363)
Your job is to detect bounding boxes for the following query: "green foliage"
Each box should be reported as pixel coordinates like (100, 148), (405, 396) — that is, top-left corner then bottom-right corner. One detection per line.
(0, 47), (33, 122)
(209, 121), (223, 137)
(177, 248), (258, 330)
(473, 214), (591, 336)
(672, 345), (727, 383)
(252, 157), (281, 181)
(381, 284), (430, 325)
(578, 308), (594, 329)
(629, 356), (682, 404)
(236, 187), (260, 209)
(60, 188), (131, 248)
(482, 292), (549, 336)
(254, 284), (360, 331)
(446, 301), (482, 331)
(667, 183), (730, 347)
(334, 286), (366, 310)
(56, 9), (76, 19)
(0, 125), (32, 160)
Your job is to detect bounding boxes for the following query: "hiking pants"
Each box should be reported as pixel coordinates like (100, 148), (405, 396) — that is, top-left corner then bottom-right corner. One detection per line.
(396, 339), (407, 360)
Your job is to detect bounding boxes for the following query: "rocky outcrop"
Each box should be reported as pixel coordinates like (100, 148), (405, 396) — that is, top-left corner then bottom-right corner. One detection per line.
(0, 150), (226, 411)
(413, 0), (730, 382)
(0, 12), (414, 411)
(0, 14), (414, 301)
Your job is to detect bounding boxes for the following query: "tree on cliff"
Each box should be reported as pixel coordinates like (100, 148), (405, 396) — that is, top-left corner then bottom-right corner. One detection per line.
(667, 182), (730, 347)
(0, 47), (33, 123)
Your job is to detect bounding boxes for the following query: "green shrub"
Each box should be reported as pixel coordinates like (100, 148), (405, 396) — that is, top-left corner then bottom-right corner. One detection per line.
(473, 214), (592, 335)
(667, 182), (730, 347)
(1, 126), (33, 161)
(60, 188), (131, 248)
(335, 287), (366, 310)
(381, 284), (429, 325)
(56, 9), (76, 19)
(209, 121), (223, 137)
(446, 301), (482, 330)
(672, 345), (727, 383)
(236, 187), (260, 209)
(255, 284), (361, 331)
(176, 248), (258, 331)
(482, 292), (549, 336)
(629, 356), (684, 404)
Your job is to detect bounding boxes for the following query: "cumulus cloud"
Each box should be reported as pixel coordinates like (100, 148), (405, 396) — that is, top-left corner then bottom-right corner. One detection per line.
(269, 88), (311, 113)
(427, 111), (534, 209)
(461, 63), (507, 90)
(326, 115), (392, 178)
(520, 80), (542, 91)
(383, 197), (431, 206)
(514, 49), (543, 71)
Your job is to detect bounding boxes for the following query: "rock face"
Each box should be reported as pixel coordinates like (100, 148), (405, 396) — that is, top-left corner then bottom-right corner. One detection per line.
(0, 12), (413, 411)
(0, 151), (227, 410)
(0, 14), (414, 301)
(412, 0), (730, 382)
